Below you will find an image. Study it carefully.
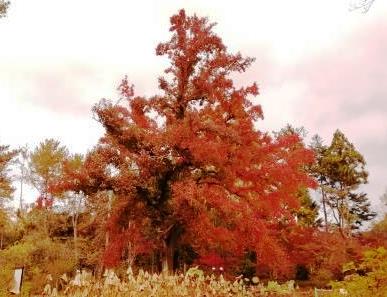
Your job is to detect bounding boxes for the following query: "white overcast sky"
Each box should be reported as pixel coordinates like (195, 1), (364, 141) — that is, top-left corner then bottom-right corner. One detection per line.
(1, 0), (386, 214)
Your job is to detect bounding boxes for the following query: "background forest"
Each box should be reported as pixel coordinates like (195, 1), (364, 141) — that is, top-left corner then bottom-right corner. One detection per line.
(1, 1), (386, 296)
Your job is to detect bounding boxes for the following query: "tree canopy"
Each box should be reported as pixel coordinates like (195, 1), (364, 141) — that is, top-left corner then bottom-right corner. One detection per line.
(57, 9), (315, 275)
(311, 130), (376, 234)
(30, 138), (68, 197)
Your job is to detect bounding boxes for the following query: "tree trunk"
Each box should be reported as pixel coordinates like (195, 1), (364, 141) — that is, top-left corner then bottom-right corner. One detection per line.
(105, 191), (113, 248)
(19, 174), (24, 212)
(162, 240), (175, 273)
(161, 224), (181, 273)
(321, 187), (328, 232)
(73, 214), (79, 265)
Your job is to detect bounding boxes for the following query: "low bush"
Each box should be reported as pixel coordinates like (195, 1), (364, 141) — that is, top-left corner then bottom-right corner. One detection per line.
(328, 247), (387, 297)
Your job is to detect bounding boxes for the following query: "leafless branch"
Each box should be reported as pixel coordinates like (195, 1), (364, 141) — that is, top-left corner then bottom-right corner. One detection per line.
(349, 0), (376, 13)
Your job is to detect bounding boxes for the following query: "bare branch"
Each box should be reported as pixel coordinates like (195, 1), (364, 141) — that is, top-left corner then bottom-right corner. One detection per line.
(349, 0), (376, 13)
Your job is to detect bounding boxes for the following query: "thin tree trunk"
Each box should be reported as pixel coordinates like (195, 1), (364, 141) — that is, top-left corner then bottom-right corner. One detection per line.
(338, 186), (350, 237)
(333, 198), (347, 238)
(19, 174), (23, 212)
(330, 203), (340, 226)
(337, 196), (345, 236)
(43, 208), (48, 235)
(73, 214), (79, 265)
(321, 186), (328, 232)
(43, 181), (49, 235)
(105, 191), (113, 248)
(126, 221), (136, 268)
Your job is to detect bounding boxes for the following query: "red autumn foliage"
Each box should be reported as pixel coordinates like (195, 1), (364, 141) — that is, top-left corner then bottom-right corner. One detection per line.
(198, 253), (225, 268)
(56, 9), (316, 275)
(284, 227), (365, 281)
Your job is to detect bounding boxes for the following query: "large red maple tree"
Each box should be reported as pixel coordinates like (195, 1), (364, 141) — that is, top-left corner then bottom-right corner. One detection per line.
(57, 10), (315, 275)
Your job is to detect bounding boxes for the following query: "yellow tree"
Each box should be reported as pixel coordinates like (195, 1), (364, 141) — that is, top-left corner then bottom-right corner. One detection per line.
(29, 139), (68, 235)
(29, 139), (68, 198)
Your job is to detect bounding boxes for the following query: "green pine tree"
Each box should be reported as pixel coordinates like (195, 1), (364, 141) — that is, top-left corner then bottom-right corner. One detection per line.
(318, 130), (375, 234)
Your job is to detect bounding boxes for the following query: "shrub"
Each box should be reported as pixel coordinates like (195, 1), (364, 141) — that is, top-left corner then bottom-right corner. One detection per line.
(0, 232), (77, 295)
(329, 247), (387, 297)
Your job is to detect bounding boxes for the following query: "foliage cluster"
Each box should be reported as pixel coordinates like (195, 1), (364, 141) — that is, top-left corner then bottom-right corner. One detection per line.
(0, 214), (77, 295)
(329, 247), (387, 297)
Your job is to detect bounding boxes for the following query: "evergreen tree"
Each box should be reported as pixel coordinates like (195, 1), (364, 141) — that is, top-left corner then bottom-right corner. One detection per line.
(312, 130), (376, 234)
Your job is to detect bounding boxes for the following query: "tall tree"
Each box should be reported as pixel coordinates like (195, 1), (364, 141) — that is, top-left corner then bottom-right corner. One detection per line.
(29, 139), (68, 235)
(315, 130), (376, 234)
(58, 9), (315, 275)
(29, 139), (68, 198)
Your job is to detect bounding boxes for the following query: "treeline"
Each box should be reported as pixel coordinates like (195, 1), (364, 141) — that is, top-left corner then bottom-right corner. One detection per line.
(0, 9), (386, 295)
